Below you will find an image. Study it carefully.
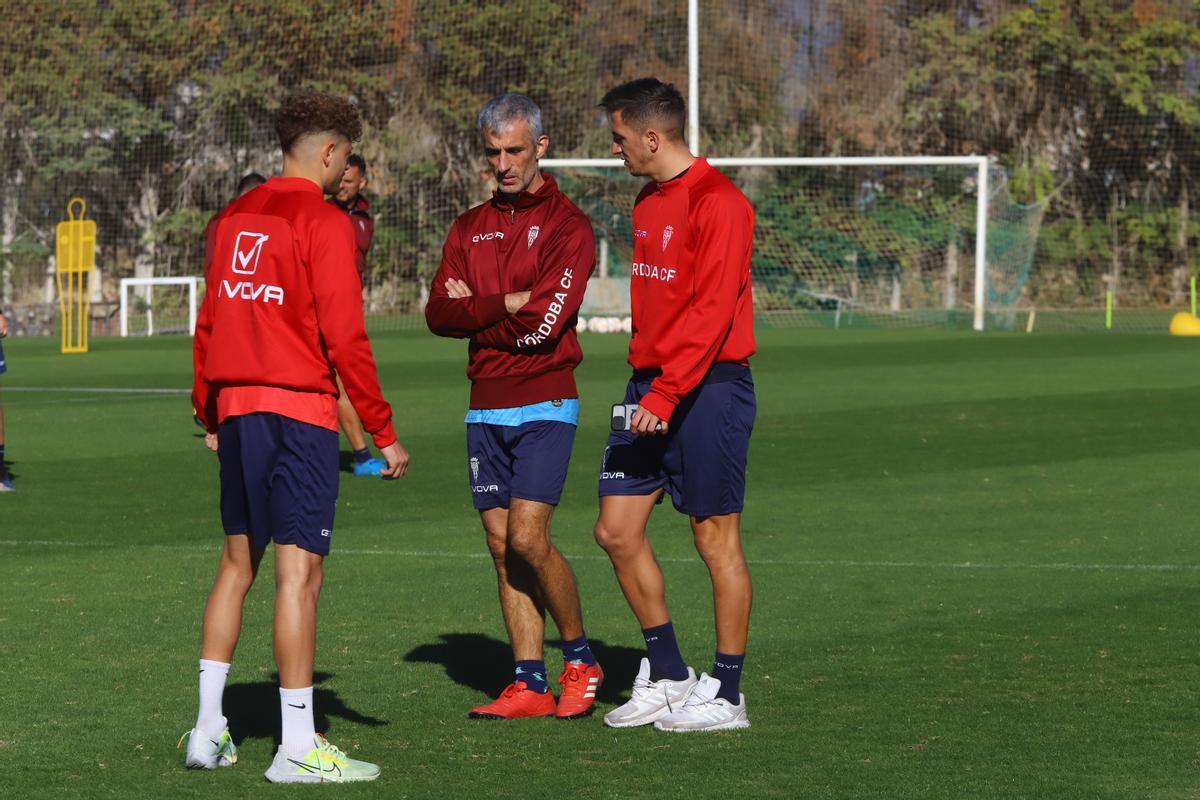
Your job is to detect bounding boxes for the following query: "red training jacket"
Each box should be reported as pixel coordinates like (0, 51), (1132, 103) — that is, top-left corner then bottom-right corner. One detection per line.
(425, 173), (596, 409)
(192, 176), (397, 449)
(328, 194), (373, 282)
(627, 157), (756, 422)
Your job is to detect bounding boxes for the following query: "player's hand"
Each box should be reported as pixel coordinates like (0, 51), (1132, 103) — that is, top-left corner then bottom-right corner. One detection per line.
(0, 313), (8, 337)
(445, 278), (473, 299)
(505, 291), (531, 314)
(205, 432), (219, 452)
(378, 441), (410, 479)
(630, 407), (667, 437)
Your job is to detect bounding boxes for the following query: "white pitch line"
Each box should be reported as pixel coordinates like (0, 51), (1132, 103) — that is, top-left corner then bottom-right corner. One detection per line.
(3, 386), (189, 394)
(1, 539), (1197, 571)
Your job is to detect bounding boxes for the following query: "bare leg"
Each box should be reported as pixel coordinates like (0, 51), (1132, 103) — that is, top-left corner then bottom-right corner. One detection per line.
(506, 498), (585, 642)
(593, 492), (669, 628)
(690, 513), (752, 654)
(335, 373), (368, 453)
(482, 507), (545, 662)
(200, 534), (264, 662)
(273, 544), (325, 688)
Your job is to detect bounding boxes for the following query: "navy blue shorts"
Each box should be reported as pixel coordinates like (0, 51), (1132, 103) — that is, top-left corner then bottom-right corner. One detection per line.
(598, 364), (756, 517)
(218, 413), (339, 556)
(0, 340), (7, 375)
(466, 420), (576, 510)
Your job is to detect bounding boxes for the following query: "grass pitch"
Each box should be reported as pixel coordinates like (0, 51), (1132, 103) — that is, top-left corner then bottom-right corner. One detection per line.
(2, 328), (1199, 799)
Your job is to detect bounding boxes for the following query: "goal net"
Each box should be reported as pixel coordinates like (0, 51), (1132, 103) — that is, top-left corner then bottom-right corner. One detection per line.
(550, 157), (1046, 330)
(119, 277), (202, 337)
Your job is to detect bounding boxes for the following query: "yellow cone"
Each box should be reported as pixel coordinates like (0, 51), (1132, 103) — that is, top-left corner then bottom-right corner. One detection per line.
(1169, 312), (1200, 336)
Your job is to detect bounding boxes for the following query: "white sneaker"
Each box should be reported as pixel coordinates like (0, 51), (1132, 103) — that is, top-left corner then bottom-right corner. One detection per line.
(179, 717), (238, 768)
(653, 673), (750, 732)
(603, 658), (698, 728)
(264, 734), (380, 783)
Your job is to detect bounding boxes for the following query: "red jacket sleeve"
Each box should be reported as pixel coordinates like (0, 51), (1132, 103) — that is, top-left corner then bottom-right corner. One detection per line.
(308, 213), (397, 449)
(472, 219), (595, 351)
(639, 194), (753, 422)
(424, 219), (509, 337)
(191, 231), (219, 432)
(353, 213), (372, 281)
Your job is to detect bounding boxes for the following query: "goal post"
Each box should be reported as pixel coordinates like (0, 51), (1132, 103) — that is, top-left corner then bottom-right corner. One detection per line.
(540, 155), (1028, 332)
(119, 276), (203, 337)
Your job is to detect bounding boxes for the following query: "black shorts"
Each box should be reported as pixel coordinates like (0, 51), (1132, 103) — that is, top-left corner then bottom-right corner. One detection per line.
(466, 420), (576, 510)
(598, 364), (756, 517)
(218, 413), (339, 556)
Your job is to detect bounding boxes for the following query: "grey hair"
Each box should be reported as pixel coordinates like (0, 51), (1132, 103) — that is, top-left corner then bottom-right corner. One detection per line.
(477, 93), (544, 142)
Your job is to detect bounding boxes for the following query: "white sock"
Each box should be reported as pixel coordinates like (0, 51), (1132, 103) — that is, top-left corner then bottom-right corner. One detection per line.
(280, 686), (316, 757)
(195, 659), (230, 740)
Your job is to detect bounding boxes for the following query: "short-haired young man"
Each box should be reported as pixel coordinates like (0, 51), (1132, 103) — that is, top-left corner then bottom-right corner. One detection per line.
(0, 311), (11, 492)
(184, 90), (409, 782)
(595, 78), (757, 732)
(425, 93), (602, 720)
(327, 153), (386, 478)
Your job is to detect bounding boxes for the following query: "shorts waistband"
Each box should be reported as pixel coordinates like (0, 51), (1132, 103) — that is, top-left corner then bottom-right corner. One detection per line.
(631, 362), (750, 385)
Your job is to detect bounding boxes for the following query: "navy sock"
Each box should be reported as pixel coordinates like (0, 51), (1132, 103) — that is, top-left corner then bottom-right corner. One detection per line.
(560, 634), (596, 666)
(642, 621), (689, 682)
(514, 660), (549, 693)
(712, 652), (745, 704)
(353, 447), (371, 464)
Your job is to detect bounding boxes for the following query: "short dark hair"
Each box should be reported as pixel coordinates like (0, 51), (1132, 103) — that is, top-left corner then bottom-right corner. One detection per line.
(274, 91), (363, 154)
(236, 172), (266, 194)
(345, 154), (367, 175)
(600, 78), (686, 141)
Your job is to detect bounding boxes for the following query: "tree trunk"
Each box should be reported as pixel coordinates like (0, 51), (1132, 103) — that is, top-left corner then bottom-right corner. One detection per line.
(130, 168), (160, 302)
(1172, 181), (1190, 306)
(1108, 192), (1120, 307)
(943, 238), (959, 309)
(0, 167), (18, 307)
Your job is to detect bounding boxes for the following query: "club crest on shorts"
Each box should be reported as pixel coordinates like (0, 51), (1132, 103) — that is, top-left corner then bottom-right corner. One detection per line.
(662, 225), (674, 251)
(527, 225), (540, 249)
(470, 456), (479, 482)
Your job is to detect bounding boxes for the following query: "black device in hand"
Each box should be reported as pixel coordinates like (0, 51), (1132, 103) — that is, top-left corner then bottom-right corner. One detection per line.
(611, 403), (663, 433)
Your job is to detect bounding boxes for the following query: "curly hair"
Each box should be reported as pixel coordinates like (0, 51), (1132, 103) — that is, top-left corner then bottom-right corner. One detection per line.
(274, 91), (363, 154)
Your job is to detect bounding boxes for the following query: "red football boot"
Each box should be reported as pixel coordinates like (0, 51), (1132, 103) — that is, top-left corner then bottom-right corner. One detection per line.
(556, 662), (604, 719)
(468, 681), (556, 720)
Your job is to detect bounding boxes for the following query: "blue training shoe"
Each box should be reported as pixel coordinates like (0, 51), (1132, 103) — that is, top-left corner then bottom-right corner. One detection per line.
(352, 457), (386, 477)
(0, 475), (13, 492)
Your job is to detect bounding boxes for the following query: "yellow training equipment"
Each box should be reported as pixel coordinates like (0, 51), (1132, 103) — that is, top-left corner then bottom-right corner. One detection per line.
(55, 197), (96, 353)
(1168, 311), (1200, 336)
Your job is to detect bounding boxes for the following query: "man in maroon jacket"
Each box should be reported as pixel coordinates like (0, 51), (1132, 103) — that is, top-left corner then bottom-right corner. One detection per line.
(184, 91), (408, 783)
(328, 154), (387, 477)
(426, 93), (602, 721)
(594, 78), (757, 733)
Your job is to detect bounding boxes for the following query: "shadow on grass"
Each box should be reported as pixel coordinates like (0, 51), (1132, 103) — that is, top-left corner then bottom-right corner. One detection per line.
(224, 671), (387, 747)
(404, 633), (645, 704)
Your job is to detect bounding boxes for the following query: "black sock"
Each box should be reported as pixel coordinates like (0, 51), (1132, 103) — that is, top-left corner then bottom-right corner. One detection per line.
(712, 652), (745, 704)
(560, 634), (596, 666)
(515, 660), (549, 693)
(642, 621), (689, 682)
(353, 447), (371, 464)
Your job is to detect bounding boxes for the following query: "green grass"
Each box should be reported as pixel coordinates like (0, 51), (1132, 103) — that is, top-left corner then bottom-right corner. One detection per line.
(3, 328), (1200, 798)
